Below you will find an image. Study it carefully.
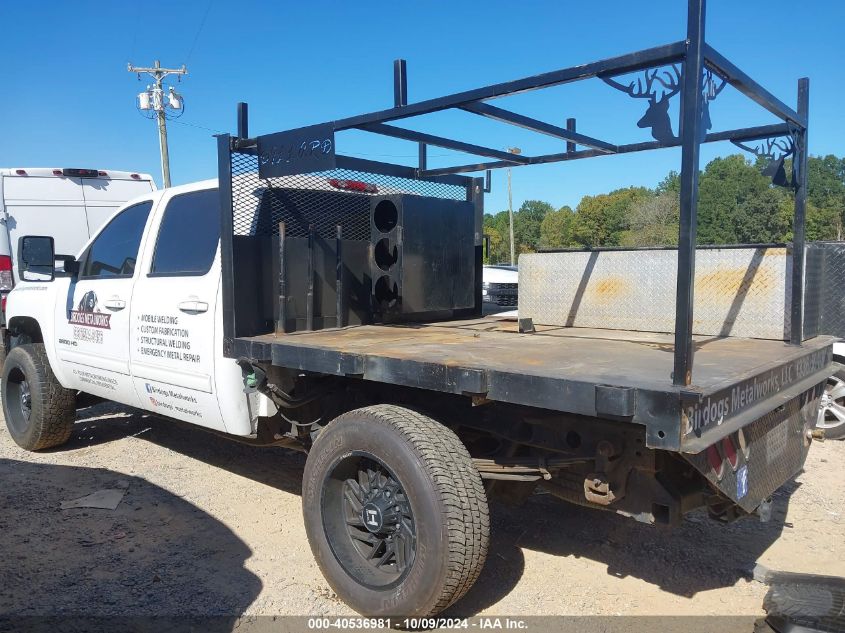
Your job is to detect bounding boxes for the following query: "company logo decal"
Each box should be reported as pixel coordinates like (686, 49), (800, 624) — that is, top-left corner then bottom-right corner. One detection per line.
(69, 291), (111, 329)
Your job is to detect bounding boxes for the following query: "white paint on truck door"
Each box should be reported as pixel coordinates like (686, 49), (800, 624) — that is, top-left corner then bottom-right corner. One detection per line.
(54, 200), (153, 406)
(129, 188), (226, 431)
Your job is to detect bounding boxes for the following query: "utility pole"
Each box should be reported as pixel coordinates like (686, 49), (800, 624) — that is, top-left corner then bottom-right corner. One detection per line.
(506, 147), (522, 265)
(127, 61), (187, 188)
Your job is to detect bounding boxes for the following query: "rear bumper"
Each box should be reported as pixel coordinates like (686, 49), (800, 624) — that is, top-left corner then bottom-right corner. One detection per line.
(682, 383), (821, 512)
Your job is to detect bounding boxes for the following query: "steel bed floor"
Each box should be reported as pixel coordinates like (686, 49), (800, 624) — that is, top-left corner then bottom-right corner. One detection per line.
(232, 317), (835, 451)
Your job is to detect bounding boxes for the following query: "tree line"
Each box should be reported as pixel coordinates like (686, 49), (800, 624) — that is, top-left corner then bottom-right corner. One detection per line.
(483, 153), (845, 264)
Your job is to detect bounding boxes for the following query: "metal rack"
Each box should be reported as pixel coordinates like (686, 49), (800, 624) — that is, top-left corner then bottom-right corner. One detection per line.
(218, 0), (809, 387)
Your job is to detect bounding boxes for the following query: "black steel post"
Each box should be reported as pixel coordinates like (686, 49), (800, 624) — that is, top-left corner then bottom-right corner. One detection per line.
(336, 224), (344, 328)
(672, 0), (707, 386)
(418, 142), (427, 171)
(237, 102), (248, 139)
(790, 78), (810, 344)
(217, 134), (236, 347)
(471, 177), (485, 315)
(394, 59), (408, 107)
(566, 118), (576, 153)
(306, 224), (315, 331)
(277, 222), (287, 333)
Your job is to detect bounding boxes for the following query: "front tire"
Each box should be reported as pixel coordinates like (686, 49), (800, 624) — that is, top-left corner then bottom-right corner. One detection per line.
(302, 405), (489, 617)
(2, 343), (76, 450)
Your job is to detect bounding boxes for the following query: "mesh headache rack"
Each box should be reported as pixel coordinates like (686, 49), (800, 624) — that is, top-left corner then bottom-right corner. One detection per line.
(218, 0), (810, 388)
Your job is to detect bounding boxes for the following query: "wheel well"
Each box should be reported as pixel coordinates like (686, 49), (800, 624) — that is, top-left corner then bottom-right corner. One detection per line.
(8, 317), (44, 347)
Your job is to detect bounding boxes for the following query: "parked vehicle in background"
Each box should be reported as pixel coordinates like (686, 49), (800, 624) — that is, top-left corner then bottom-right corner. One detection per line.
(817, 366), (845, 439)
(482, 264), (518, 313)
(0, 168), (155, 361)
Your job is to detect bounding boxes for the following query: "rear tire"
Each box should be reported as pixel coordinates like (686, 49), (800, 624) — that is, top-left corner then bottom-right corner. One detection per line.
(2, 343), (75, 450)
(302, 404), (489, 617)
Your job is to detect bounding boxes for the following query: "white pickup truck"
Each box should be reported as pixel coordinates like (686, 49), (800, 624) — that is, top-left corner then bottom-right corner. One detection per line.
(2, 179), (256, 445)
(2, 175), (839, 619)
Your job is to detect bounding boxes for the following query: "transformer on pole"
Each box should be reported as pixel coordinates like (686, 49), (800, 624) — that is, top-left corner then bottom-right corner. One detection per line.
(127, 60), (187, 188)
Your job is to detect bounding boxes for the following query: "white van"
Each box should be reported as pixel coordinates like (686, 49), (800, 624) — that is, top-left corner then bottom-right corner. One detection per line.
(0, 168), (156, 328)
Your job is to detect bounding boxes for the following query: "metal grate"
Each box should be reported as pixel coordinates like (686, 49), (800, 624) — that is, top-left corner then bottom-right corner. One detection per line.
(485, 282), (519, 307)
(230, 151), (469, 239)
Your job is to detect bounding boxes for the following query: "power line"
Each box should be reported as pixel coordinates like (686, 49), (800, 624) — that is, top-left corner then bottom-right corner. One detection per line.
(169, 119), (224, 134)
(184, 0), (213, 65)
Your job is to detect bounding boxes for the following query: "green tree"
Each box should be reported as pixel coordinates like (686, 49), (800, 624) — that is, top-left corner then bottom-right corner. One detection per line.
(807, 155), (845, 212)
(655, 170), (680, 195)
(483, 211), (511, 264)
(697, 154), (790, 244)
(539, 205), (575, 249)
(619, 193), (679, 246)
(572, 187), (651, 246)
(513, 200), (554, 255)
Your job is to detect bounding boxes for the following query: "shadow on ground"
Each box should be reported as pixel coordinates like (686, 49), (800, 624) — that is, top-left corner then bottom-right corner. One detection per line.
(447, 481), (800, 617)
(0, 456), (262, 626)
(40, 403), (807, 618)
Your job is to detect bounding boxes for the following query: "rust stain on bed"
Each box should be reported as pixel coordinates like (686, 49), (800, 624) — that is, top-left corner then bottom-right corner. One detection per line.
(695, 267), (775, 299)
(591, 276), (628, 300)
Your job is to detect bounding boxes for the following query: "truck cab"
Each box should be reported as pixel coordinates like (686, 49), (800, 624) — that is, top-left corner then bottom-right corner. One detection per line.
(4, 180), (255, 438)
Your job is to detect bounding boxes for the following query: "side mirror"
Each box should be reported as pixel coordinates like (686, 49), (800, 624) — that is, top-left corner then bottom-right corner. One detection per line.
(18, 236), (55, 282)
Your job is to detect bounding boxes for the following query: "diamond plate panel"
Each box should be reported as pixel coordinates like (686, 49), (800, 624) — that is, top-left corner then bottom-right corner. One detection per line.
(683, 384), (819, 512)
(519, 247), (792, 339)
(807, 241), (845, 340)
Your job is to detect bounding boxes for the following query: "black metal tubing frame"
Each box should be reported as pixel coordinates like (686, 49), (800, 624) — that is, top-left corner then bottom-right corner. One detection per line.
(220, 0), (808, 388)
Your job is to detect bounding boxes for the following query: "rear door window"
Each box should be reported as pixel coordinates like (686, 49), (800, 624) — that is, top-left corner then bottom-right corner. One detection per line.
(150, 189), (219, 276)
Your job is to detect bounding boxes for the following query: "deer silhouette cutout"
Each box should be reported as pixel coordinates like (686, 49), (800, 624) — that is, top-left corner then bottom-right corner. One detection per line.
(602, 65), (682, 143)
(700, 69), (727, 141)
(731, 136), (795, 187)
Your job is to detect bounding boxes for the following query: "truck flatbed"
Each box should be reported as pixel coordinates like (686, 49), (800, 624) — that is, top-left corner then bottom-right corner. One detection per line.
(232, 319), (836, 452)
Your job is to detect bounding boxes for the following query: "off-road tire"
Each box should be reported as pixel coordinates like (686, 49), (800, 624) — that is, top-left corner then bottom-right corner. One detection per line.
(2, 344), (75, 450)
(302, 404), (489, 617)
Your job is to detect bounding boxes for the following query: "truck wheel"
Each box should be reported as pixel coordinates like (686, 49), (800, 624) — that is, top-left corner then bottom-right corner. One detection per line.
(817, 369), (845, 440)
(302, 405), (489, 617)
(2, 344), (75, 450)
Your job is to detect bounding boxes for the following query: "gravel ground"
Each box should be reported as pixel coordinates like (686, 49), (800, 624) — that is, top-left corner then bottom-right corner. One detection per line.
(0, 402), (843, 620)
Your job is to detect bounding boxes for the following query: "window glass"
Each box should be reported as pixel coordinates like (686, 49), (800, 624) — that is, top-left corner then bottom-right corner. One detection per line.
(151, 189), (220, 275)
(81, 201), (152, 278)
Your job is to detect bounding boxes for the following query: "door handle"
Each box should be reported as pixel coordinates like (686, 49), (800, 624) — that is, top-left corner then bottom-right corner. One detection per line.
(104, 298), (126, 311)
(178, 300), (209, 313)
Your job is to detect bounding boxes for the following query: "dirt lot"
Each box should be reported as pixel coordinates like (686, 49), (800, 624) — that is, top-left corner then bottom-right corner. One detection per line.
(1, 402), (843, 619)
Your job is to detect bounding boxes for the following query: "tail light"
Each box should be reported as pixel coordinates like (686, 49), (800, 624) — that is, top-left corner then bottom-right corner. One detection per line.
(0, 255), (13, 292)
(706, 444), (725, 480)
(327, 178), (378, 193)
(722, 436), (739, 470)
(61, 168), (98, 178)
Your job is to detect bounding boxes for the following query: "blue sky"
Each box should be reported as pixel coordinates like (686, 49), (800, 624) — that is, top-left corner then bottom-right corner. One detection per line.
(2, 1), (843, 213)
